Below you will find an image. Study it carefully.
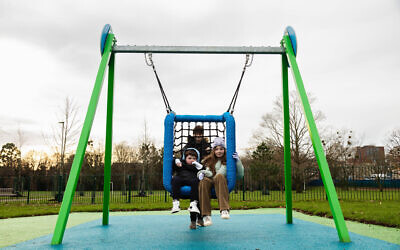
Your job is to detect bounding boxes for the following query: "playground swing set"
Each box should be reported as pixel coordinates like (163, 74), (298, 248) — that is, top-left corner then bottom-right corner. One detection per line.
(51, 24), (351, 245)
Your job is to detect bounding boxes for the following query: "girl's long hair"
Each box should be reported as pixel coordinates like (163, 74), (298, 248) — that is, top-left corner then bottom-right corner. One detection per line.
(202, 146), (226, 176)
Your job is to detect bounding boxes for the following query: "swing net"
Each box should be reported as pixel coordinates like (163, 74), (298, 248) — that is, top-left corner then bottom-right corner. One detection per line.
(163, 113), (237, 195)
(173, 121), (226, 156)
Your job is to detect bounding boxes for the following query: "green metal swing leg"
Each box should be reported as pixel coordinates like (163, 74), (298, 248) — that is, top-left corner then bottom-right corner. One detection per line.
(282, 54), (293, 224)
(51, 33), (115, 245)
(103, 52), (115, 225)
(283, 35), (351, 242)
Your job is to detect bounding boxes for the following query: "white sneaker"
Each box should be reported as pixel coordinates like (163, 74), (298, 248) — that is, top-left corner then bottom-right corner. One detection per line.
(171, 200), (180, 213)
(203, 216), (212, 226)
(221, 210), (230, 219)
(187, 201), (200, 214)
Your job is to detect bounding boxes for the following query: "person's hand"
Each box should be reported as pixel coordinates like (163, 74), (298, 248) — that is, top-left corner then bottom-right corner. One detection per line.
(232, 152), (240, 160)
(192, 161), (203, 170)
(175, 159), (182, 167)
(197, 170), (205, 180)
(198, 172), (205, 180)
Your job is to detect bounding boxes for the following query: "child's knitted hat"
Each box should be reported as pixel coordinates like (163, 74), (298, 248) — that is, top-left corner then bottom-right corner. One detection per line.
(211, 137), (225, 149)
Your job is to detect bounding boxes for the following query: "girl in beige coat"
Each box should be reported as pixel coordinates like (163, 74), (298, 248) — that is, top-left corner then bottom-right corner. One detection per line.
(198, 137), (244, 226)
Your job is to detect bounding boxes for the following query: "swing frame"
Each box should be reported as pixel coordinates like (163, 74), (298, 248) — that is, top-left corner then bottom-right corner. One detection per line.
(51, 24), (351, 245)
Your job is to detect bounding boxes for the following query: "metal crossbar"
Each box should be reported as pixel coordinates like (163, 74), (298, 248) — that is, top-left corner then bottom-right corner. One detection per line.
(113, 45), (284, 54)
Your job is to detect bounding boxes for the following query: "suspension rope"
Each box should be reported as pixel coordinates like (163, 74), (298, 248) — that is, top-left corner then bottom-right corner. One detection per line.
(226, 54), (253, 114)
(145, 53), (172, 113)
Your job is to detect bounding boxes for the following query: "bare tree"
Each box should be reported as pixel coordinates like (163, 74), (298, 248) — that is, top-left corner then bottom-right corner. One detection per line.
(16, 126), (26, 154)
(382, 128), (400, 181)
(386, 128), (400, 169)
(114, 141), (136, 192)
(86, 139), (105, 169)
(23, 150), (49, 172)
(253, 92), (325, 192)
(136, 120), (162, 196)
(322, 129), (361, 185)
(52, 97), (81, 175)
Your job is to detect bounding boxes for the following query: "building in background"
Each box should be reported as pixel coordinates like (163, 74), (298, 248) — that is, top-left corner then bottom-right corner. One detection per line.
(355, 145), (385, 164)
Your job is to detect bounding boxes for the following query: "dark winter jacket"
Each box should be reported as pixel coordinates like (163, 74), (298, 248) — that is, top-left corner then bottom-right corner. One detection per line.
(173, 147), (204, 179)
(172, 161), (201, 179)
(183, 136), (211, 160)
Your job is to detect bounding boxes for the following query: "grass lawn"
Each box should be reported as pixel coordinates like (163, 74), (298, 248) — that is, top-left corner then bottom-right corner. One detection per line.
(292, 200), (400, 228)
(1, 200), (399, 228)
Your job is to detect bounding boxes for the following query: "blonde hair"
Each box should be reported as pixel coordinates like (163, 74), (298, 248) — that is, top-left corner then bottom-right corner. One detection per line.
(202, 146), (226, 176)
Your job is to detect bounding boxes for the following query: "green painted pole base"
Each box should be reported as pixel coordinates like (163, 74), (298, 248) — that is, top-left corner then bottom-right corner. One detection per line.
(51, 34), (115, 245)
(283, 35), (350, 242)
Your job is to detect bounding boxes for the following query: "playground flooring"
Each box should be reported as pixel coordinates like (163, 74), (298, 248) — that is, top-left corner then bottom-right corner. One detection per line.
(1, 208), (399, 249)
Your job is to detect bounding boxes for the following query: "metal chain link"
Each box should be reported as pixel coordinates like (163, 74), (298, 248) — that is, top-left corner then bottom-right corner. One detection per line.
(245, 54), (254, 67)
(145, 53), (154, 67)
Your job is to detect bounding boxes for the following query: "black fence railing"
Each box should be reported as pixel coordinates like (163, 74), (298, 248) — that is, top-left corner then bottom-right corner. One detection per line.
(1, 167), (399, 204)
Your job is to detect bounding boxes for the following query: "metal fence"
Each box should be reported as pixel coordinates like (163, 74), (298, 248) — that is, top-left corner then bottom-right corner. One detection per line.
(1, 171), (399, 204)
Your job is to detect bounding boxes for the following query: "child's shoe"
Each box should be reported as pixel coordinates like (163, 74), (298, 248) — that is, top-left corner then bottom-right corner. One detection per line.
(171, 200), (180, 213)
(197, 217), (204, 227)
(220, 210), (230, 219)
(187, 200), (200, 214)
(189, 221), (197, 230)
(203, 216), (212, 226)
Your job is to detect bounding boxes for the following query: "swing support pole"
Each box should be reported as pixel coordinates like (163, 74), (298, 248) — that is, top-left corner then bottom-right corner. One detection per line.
(51, 33), (115, 245)
(103, 52), (115, 225)
(281, 53), (292, 224)
(283, 34), (351, 242)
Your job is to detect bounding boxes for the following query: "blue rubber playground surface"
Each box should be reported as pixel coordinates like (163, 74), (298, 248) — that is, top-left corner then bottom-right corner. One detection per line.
(4, 212), (399, 249)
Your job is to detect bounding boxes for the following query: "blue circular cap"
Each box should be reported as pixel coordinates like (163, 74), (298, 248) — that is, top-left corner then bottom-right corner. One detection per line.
(100, 24), (112, 56)
(285, 26), (297, 57)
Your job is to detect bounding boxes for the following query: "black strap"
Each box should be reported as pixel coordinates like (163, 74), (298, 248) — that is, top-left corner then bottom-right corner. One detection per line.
(145, 53), (172, 113)
(227, 54), (253, 114)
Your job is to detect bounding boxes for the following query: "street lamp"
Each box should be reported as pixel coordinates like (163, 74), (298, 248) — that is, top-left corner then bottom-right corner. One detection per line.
(59, 121), (65, 175)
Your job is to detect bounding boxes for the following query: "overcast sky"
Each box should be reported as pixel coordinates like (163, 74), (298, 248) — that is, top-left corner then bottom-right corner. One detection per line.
(1, 0), (399, 156)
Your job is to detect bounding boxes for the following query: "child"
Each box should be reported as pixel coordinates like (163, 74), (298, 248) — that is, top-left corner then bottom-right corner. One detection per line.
(184, 125), (211, 161)
(171, 148), (204, 229)
(198, 137), (244, 226)
(181, 125), (210, 227)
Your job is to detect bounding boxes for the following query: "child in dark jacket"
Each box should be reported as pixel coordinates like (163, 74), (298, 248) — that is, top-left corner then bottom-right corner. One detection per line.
(171, 148), (204, 229)
(183, 125), (211, 161)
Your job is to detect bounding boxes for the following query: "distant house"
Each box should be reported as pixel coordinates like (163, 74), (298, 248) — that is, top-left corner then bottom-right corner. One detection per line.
(355, 145), (385, 163)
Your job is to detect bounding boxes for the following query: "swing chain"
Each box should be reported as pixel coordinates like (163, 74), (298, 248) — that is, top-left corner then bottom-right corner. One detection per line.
(245, 54), (254, 68)
(145, 53), (172, 114)
(226, 54), (253, 114)
(145, 52), (251, 115)
(145, 53), (154, 67)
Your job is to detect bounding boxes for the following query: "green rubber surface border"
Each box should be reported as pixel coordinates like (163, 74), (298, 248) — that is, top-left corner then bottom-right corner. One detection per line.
(1, 208), (399, 248)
